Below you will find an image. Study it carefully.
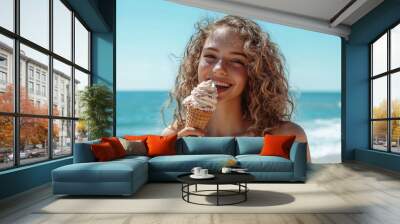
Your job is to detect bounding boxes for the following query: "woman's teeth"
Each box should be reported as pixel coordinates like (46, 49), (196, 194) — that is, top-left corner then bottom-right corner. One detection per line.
(213, 81), (231, 87)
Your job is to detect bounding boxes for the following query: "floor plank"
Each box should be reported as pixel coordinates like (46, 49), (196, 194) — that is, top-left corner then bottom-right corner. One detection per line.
(1, 162), (400, 224)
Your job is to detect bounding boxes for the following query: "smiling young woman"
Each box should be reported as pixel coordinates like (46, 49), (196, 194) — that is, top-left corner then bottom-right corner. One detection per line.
(161, 15), (309, 160)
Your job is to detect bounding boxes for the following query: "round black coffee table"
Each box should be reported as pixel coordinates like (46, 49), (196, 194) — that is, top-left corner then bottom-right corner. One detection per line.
(177, 173), (255, 206)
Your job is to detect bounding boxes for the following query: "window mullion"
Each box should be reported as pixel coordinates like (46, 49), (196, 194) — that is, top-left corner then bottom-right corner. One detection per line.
(13, 0), (20, 167)
(71, 10), (76, 155)
(48, 0), (53, 160)
(388, 30), (391, 152)
(370, 45), (373, 149)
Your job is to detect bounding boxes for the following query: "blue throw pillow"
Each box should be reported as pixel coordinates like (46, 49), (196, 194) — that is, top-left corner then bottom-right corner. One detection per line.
(235, 137), (264, 155)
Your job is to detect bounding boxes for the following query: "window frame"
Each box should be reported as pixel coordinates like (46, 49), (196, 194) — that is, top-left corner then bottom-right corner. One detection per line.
(370, 20), (400, 154)
(0, 0), (92, 171)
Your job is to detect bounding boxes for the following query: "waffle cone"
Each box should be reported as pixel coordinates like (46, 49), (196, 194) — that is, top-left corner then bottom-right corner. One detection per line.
(185, 106), (213, 130)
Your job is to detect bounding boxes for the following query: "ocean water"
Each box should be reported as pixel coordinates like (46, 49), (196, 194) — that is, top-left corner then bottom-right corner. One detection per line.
(117, 91), (341, 163)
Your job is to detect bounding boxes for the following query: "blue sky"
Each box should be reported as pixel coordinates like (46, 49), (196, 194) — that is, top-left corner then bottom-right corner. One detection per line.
(117, 0), (341, 92)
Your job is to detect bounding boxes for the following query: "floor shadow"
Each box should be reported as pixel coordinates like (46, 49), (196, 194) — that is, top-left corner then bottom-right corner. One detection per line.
(202, 190), (295, 207)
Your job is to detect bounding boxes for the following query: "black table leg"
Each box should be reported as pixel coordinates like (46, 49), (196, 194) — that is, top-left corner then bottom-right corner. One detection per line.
(245, 183), (247, 201)
(217, 184), (219, 206)
(195, 184), (197, 192)
(188, 184), (190, 202)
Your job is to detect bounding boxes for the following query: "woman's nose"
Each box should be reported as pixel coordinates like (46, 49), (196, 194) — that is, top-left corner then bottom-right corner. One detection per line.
(212, 59), (228, 76)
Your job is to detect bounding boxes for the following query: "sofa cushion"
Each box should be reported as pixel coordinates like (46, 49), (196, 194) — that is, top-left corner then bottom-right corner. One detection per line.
(236, 155), (293, 172)
(73, 139), (100, 163)
(148, 154), (235, 172)
(52, 158), (148, 183)
(235, 137), (263, 155)
(114, 155), (150, 163)
(176, 137), (236, 155)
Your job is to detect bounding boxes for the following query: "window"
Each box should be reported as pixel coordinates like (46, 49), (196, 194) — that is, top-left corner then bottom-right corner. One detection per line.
(20, 0), (49, 49)
(36, 83), (40, 95)
(0, 35), (13, 113)
(28, 81), (34, 94)
(35, 70), (40, 81)
(0, 54), (7, 88)
(0, 0), (91, 170)
(42, 85), (46, 97)
(370, 23), (400, 154)
(0, 0), (14, 32)
(74, 69), (89, 119)
(28, 67), (34, 80)
(53, 119), (72, 158)
(0, 55), (7, 67)
(0, 116), (13, 170)
(53, 59), (72, 117)
(75, 18), (89, 70)
(0, 71), (6, 84)
(53, 0), (72, 60)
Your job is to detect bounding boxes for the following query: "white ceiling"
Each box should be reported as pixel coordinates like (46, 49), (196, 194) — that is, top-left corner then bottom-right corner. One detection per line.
(168, 0), (384, 39)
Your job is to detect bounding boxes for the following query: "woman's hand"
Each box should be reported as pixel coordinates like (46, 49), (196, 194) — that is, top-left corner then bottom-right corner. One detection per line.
(177, 127), (206, 138)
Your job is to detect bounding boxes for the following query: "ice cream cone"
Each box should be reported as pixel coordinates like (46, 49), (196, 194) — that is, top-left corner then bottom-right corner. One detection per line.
(182, 80), (218, 130)
(185, 106), (213, 130)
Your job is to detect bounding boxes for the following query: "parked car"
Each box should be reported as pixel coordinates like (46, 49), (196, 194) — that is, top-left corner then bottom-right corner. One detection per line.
(8, 150), (32, 160)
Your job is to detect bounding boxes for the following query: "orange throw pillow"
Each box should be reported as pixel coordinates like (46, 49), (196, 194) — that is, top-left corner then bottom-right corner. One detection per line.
(91, 142), (117, 161)
(146, 135), (177, 157)
(101, 137), (127, 158)
(124, 135), (149, 141)
(260, 134), (296, 159)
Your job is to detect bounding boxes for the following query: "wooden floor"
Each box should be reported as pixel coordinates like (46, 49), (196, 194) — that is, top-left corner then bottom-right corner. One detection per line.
(1, 162), (400, 224)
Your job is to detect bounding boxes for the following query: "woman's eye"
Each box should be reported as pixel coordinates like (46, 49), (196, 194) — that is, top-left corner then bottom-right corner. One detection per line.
(203, 55), (216, 62)
(231, 59), (245, 66)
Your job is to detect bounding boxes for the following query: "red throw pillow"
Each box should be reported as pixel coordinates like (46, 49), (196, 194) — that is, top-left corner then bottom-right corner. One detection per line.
(101, 137), (127, 158)
(260, 134), (296, 159)
(91, 142), (117, 161)
(146, 135), (177, 157)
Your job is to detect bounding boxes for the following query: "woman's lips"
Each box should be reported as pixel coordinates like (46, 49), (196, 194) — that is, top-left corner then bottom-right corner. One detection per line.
(216, 85), (230, 94)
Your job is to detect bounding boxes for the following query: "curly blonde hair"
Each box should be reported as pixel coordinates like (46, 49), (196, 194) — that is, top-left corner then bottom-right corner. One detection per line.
(162, 15), (293, 136)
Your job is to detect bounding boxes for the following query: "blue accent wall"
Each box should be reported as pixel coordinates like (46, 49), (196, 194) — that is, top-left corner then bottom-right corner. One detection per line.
(0, 0), (116, 200)
(0, 158), (72, 199)
(344, 0), (400, 171)
(92, 32), (114, 89)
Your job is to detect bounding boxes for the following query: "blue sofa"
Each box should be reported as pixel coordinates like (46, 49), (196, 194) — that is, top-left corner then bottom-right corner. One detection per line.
(52, 137), (307, 196)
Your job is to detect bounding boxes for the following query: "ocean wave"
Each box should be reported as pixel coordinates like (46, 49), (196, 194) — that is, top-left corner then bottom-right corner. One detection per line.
(297, 118), (341, 163)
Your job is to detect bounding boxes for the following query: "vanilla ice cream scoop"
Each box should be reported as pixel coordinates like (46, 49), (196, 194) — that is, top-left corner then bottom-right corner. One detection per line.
(183, 80), (218, 111)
